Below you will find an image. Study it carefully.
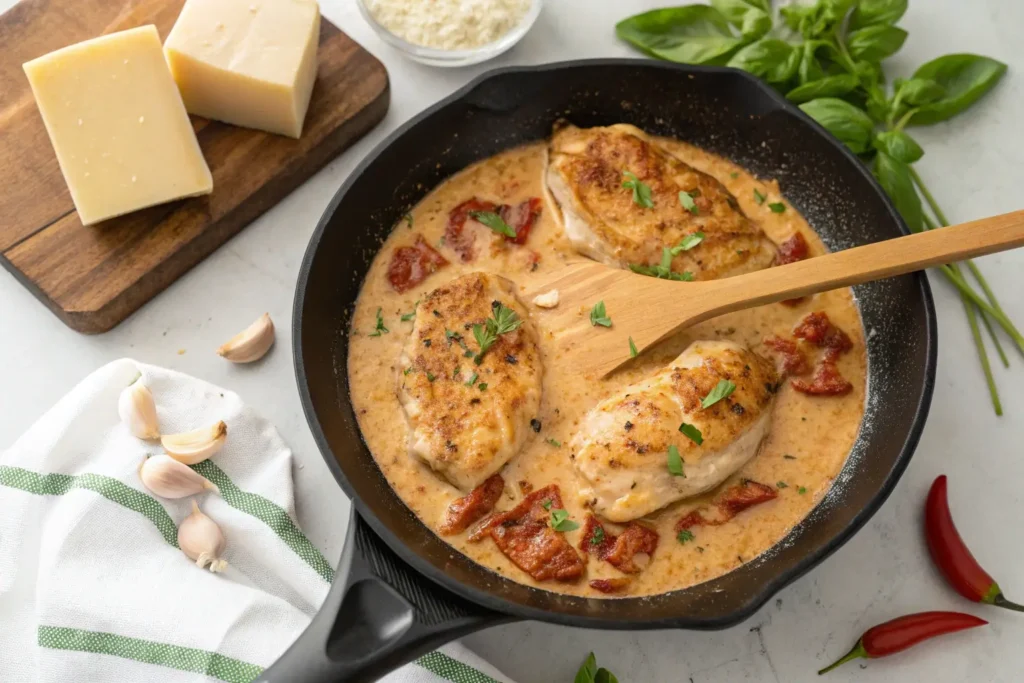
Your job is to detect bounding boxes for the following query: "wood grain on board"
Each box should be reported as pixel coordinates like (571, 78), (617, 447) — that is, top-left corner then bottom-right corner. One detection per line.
(0, 0), (389, 333)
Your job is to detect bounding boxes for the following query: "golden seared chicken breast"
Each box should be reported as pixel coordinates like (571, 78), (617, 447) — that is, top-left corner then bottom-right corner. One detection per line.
(571, 340), (778, 522)
(546, 123), (777, 280)
(398, 272), (543, 491)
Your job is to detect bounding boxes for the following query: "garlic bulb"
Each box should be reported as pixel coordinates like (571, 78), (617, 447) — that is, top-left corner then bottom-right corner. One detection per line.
(161, 421), (227, 465)
(178, 501), (228, 572)
(118, 378), (160, 439)
(217, 313), (275, 363)
(140, 455), (219, 499)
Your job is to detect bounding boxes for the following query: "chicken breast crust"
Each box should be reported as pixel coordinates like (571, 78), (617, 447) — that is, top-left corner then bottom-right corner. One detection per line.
(398, 272), (543, 491)
(571, 340), (779, 522)
(547, 123), (777, 280)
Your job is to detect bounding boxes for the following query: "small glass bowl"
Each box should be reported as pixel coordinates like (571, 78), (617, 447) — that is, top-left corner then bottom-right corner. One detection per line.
(356, 0), (542, 68)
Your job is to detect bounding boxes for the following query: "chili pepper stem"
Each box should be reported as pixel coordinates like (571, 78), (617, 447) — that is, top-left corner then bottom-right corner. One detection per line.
(992, 593), (1024, 613)
(818, 641), (867, 676)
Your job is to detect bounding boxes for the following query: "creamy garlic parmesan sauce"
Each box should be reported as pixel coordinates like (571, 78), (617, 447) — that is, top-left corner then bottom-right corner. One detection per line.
(348, 140), (867, 599)
(367, 0), (531, 50)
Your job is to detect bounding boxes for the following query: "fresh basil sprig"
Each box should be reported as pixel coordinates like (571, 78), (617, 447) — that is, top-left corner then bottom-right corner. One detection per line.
(615, 0), (1014, 415)
(574, 652), (620, 683)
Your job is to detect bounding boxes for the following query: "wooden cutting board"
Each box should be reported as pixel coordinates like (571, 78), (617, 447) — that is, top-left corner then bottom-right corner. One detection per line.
(0, 0), (389, 333)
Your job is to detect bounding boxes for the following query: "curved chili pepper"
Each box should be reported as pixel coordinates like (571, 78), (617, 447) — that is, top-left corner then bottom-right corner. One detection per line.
(926, 474), (1024, 611)
(818, 611), (987, 675)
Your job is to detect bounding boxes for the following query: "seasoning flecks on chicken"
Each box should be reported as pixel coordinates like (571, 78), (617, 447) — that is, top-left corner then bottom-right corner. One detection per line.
(546, 123), (777, 280)
(398, 272), (543, 491)
(570, 340), (779, 522)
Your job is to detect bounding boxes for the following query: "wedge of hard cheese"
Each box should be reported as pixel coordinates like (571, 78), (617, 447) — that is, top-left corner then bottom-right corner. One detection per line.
(22, 26), (213, 227)
(164, 0), (321, 139)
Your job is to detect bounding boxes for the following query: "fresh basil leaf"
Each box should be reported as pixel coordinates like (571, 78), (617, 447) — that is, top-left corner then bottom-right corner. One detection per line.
(866, 89), (890, 123)
(622, 171), (655, 208)
(797, 42), (825, 85)
(667, 445), (686, 476)
(629, 336), (639, 358)
(849, 0), (907, 30)
(898, 77), (946, 106)
(710, 0), (757, 25)
(575, 653), (598, 683)
(754, 188), (766, 205)
(678, 190), (699, 214)
(616, 6), (746, 65)
(727, 39), (797, 83)
(907, 54), (1008, 126)
(673, 231), (705, 252)
(768, 202), (786, 213)
(678, 422), (703, 445)
(701, 379), (737, 408)
(819, 0), (856, 23)
(550, 508), (580, 532)
(873, 152), (923, 232)
(846, 25), (907, 62)
(469, 210), (515, 238)
(873, 130), (924, 164)
(798, 98), (875, 154)
(786, 74), (859, 103)
(594, 669), (620, 683)
(739, 9), (771, 39)
(590, 301), (612, 327)
(779, 5), (812, 33)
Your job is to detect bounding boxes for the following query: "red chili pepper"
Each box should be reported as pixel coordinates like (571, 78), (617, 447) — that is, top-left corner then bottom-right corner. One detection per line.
(818, 611), (987, 675)
(926, 474), (1024, 611)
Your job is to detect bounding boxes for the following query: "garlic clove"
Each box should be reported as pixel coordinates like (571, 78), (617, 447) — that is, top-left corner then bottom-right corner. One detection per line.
(118, 378), (160, 439)
(139, 454), (219, 499)
(161, 421), (227, 465)
(178, 501), (228, 572)
(217, 313), (275, 363)
(532, 289), (560, 309)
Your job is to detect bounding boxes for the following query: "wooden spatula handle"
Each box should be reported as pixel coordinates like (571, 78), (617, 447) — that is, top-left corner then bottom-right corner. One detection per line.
(701, 209), (1024, 317)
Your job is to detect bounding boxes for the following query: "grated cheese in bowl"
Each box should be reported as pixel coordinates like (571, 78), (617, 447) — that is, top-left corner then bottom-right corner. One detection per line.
(361, 0), (538, 65)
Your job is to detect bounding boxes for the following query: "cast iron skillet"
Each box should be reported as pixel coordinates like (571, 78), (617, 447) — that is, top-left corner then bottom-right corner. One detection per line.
(266, 59), (937, 682)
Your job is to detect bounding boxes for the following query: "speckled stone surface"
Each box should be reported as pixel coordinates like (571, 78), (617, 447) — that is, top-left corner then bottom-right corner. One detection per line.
(2, 1), (1023, 681)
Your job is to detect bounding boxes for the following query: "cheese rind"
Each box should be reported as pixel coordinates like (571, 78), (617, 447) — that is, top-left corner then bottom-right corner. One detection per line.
(23, 25), (213, 226)
(164, 0), (321, 139)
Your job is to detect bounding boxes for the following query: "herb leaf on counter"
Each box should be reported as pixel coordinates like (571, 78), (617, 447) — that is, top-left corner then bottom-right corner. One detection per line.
(629, 336), (639, 358)
(469, 210), (515, 238)
(615, 6), (746, 65)
(621, 171), (654, 208)
(905, 54), (1007, 126)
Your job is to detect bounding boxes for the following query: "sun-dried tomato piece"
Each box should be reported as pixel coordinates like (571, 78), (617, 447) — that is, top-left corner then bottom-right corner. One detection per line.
(777, 232), (809, 265)
(446, 198), (497, 262)
(763, 335), (810, 376)
(792, 360), (853, 396)
(439, 474), (504, 535)
(579, 514), (659, 575)
(470, 485), (584, 582)
(793, 311), (832, 345)
(498, 197), (543, 245)
(387, 235), (449, 293)
(675, 480), (778, 531)
(590, 577), (632, 594)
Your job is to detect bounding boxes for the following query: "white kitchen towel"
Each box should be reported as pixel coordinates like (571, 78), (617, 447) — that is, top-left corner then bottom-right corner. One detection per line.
(0, 359), (513, 683)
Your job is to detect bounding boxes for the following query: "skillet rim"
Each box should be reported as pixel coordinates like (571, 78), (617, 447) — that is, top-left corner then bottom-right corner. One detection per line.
(292, 58), (938, 629)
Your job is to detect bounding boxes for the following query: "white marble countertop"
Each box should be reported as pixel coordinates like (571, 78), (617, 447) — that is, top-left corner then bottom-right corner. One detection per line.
(3, 0), (1024, 681)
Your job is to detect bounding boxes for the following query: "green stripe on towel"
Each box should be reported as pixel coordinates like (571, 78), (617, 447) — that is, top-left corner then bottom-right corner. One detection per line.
(0, 465), (178, 546)
(38, 626), (264, 683)
(416, 651), (501, 683)
(191, 460), (335, 582)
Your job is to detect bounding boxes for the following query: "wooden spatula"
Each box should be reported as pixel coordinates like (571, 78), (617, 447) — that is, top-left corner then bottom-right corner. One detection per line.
(529, 209), (1024, 377)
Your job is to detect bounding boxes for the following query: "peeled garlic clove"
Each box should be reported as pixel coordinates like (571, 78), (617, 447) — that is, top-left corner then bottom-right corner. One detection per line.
(178, 501), (228, 572)
(217, 313), (275, 363)
(140, 454), (219, 499)
(118, 378), (160, 439)
(532, 289), (560, 309)
(161, 421), (227, 465)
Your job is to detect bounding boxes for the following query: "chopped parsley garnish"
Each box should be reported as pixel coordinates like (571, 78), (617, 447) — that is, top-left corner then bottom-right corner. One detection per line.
(453, 366), (461, 379)
(667, 445), (685, 477)
(368, 308), (389, 337)
(472, 302), (523, 365)
(678, 191), (699, 215)
(629, 336), (638, 358)
(400, 310), (416, 322)
(672, 231), (705, 254)
(729, 172), (739, 179)
(678, 422), (703, 445)
(677, 529), (695, 544)
(542, 499), (553, 510)
(550, 508), (579, 532)
(629, 247), (694, 281)
(589, 301), (612, 327)
(402, 212), (413, 228)
(478, 383), (488, 391)
(768, 202), (786, 213)
(776, 481), (788, 489)
(403, 367), (413, 376)
(546, 438), (561, 447)
(622, 171), (654, 208)
(469, 210), (515, 238)
(465, 372), (479, 387)
(797, 486), (808, 495)
(426, 372), (436, 382)
(754, 189), (766, 205)
(701, 379), (736, 409)
(591, 526), (605, 545)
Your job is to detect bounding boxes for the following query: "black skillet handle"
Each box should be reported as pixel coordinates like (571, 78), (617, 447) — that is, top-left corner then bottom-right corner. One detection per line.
(257, 512), (509, 683)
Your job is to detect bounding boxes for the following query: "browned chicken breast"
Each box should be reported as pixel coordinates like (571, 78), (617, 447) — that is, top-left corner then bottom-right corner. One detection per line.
(571, 340), (778, 522)
(546, 123), (777, 280)
(398, 272), (543, 491)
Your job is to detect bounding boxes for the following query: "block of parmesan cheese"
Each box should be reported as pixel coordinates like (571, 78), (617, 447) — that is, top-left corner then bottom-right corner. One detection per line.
(22, 26), (213, 227)
(164, 0), (321, 139)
